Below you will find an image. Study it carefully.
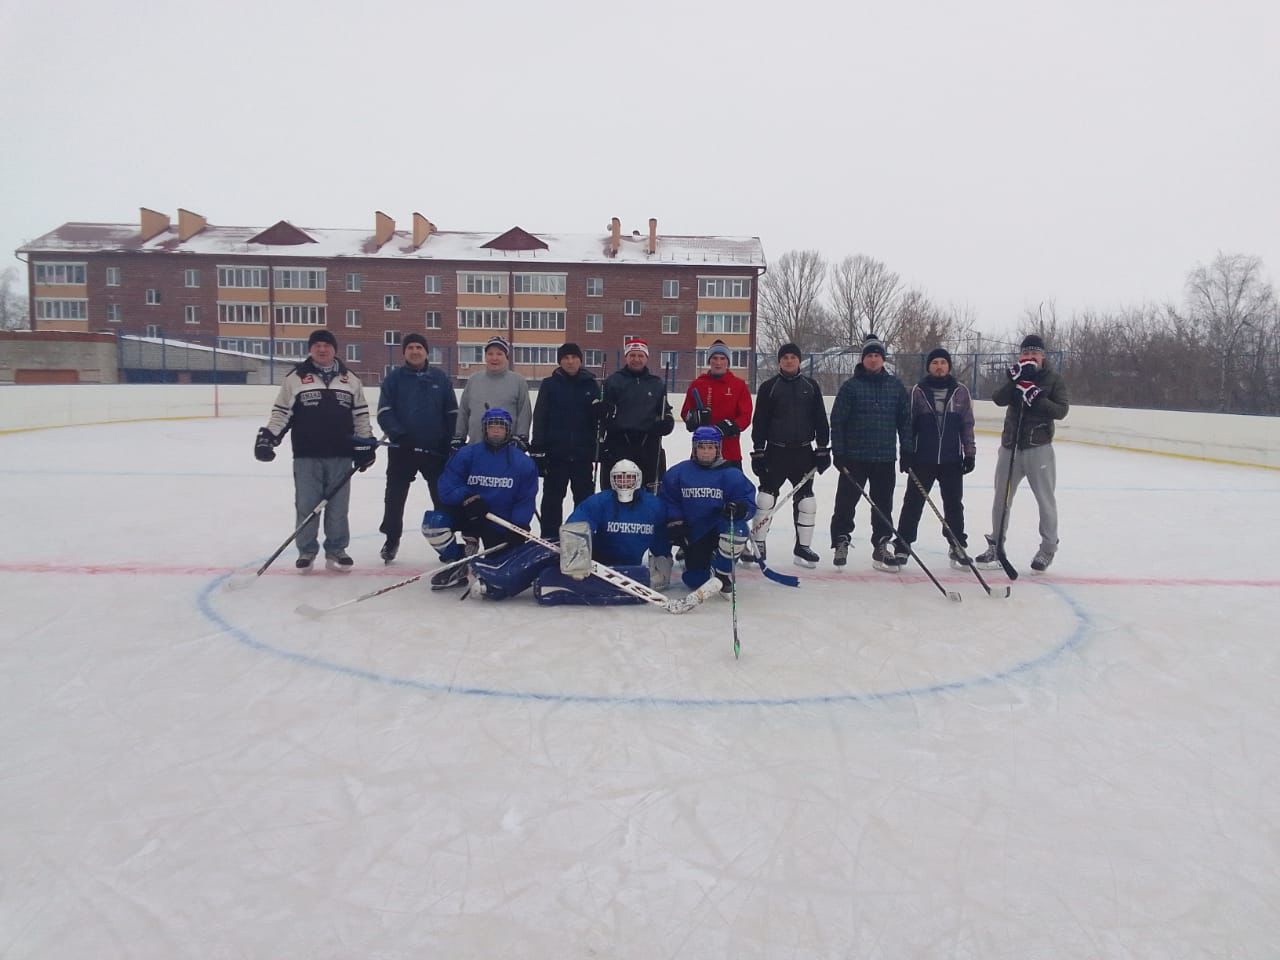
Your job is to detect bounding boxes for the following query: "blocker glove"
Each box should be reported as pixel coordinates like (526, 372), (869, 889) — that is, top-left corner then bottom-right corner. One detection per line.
(665, 519), (691, 547)
(254, 427), (279, 462)
(721, 500), (749, 521)
(1015, 379), (1042, 407)
(962, 455), (976, 474)
(813, 447), (832, 474)
(460, 494), (490, 522)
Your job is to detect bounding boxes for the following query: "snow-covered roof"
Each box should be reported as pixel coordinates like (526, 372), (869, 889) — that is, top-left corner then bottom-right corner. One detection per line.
(19, 222), (766, 268)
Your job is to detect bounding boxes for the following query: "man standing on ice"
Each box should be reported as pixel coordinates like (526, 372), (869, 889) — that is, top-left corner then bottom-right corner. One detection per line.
(254, 328), (374, 572)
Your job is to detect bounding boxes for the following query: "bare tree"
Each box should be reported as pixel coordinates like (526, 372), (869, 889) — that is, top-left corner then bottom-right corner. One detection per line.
(826, 254), (903, 349)
(0, 266), (30, 331)
(757, 249), (827, 355)
(1184, 253), (1277, 411)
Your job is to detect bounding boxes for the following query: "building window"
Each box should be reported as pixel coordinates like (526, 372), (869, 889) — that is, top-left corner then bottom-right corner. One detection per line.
(424, 275), (441, 294)
(696, 348), (750, 368)
(274, 339), (309, 358)
(585, 313), (603, 333)
(35, 299), (88, 320)
(218, 337), (308, 357)
(460, 272), (506, 294)
(514, 345), (560, 365)
(274, 304), (326, 325)
(346, 344), (361, 363)
(384, 330), (400, 346)
(514, 273), (567, 295)
(184, 269), (201, 288)
(146, 288), (161, 305)
(660, 350), (678, 369)
(217, 265), (268, 288)
(697, 312), (750, 334)
(458, 344), (485, 364)
(584, 349), (605, 367)
(346, 272), (362, 292)
(661, 315), (679, 334)
(662, 279), (679, 299)
(184, 305), (200, 324)
(218, 303), (265, 324)
(586, 277), (603, 297)
(513, 309), (566, 331)
(698, 277), (752, 298)
(274, 267), (326, 289)
(345, 308), (361, 328)
(458, 308), (508, 329)
(384, 295), (401, 311)
(105, 267), (121, 287)
(145, 323), (161, 338)
(623, 299), (641, 316)
(425, 311), (441, 329)
(106, 304), (122, 323)
(34, 262), (86, 285)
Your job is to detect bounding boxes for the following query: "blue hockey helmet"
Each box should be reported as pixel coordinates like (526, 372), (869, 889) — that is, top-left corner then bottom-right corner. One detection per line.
(482, 407), (514, 447)
(691, 425), (722, 463)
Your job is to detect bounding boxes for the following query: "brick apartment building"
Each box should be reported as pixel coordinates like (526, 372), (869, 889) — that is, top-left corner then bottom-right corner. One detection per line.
(16, 208), (765, 386)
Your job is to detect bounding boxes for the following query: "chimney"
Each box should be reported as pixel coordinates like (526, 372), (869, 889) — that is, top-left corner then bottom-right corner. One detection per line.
(139, 207), (171, 242)
(609, 217), (621, 258)
(412, 212), (436, 249)
(647, 217), (657, 255)
(374, 211), (395, 248)
(177, 208), (208, 242)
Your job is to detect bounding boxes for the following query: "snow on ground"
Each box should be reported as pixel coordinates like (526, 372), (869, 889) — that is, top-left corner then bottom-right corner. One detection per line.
(2, 416), (1278, 958)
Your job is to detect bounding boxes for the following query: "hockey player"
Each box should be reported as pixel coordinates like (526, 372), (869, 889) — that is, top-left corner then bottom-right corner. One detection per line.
(530, 342), (599, 540)
(749, 342), (831, 567)
(453, 335), (532, 452)
(680, 340), (753, 468)
(660, 426), (757, 595)
(893, 347), (977, 567)
(255, 328), (374, 571)
(424, 407), (538, 589)
(599, 339), (675, 492)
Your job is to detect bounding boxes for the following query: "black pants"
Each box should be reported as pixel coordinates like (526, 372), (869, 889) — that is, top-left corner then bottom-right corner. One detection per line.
(756, 445), (816, 499)
(379, 446), (443, 543)
(602, 433), (666, 493)
(897, 461), (966, 547)
(540, 459), (595, 540)
(831, 459), (896, 546)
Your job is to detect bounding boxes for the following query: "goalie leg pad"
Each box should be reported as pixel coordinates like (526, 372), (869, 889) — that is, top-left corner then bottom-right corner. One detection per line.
(471, 542), (557, 600)
(534, 565), (649, 605)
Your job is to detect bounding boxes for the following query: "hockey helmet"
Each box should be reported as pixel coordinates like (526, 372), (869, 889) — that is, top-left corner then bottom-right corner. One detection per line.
(481, 407), (513, 447)
(610, 459), (643, 503)
(691, 425), (722, 464)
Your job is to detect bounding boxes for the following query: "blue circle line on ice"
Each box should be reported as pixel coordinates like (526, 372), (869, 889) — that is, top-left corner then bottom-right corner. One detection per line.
(198, 572), (1093, 707)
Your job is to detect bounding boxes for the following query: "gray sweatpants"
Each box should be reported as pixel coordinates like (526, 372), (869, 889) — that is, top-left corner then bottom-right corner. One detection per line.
(293, 457), (353, 557)
(987, 443), (1058, 556)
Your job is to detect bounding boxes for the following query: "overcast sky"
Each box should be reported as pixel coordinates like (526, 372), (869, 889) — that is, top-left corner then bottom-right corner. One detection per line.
(2, 0), (1276, 336)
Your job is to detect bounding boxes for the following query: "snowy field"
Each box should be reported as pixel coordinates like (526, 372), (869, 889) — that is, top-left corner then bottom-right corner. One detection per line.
(2, 416), (1279, 959)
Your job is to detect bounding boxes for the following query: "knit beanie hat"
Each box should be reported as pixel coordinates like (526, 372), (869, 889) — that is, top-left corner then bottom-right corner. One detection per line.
(624, 338), (649, 358)
(401, 332), (428, 352)
(860, 334), (886, 359)
(1020, 334), (1046, 351)
(707, 340), (731, 361)
(777, 342), (802, 360)
(485, 335), (511, 356)
(557, 342), (583, 362)
(926, 347), (952, 370)
(308, 329), (338, 348)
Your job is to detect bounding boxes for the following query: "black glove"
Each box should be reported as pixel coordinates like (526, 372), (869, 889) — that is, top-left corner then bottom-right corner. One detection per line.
(352, 435), (378, 472)
(749, 448), (767, 478)
(813, 447), (832, 474)
(530, 450), (548, 477)
(665, 519), (691, 547)
(962, 455), (976, 475)
(449, 436), (466, 457)
(254, 427), (279, 462)
(1008, 359), (1039, 380)
(684, 407), (712, 430)
(714, 418), (741, 438)
(460, 494), (489, 522)
(721, 500), (748, 520)
(834, 456), (856, 474)
(504, 527), (527, 549)
(592, 399), (616, 423)
(1015, 379), (1042, 407)
(512, 434), (530, 453)
(899, 451), (913, 475)
(652, 415), (675, 437)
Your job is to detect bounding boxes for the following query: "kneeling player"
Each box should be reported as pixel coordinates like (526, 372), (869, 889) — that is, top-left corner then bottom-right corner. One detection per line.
(422, 407), (538, 589)
(660, 426), (757, 596)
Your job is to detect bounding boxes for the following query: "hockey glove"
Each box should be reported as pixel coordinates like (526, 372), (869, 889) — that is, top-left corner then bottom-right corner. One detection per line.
(512, 434), (530, 453)
(1008, 359), (1039, 380)
(254, 427), (279, 462)
(898, 451), (913, 475)
(749, 448), (767, 478)
(651, 415), (675, 437)
(352, 436), (378, 472)
(530, 450), (548, 477)
(684, 407), (711, 430)
(1015, 379), (1042, 407)
(813, 447), (832, 474)
(714, 418), (741, 438)
(834, 455), (856, 474)
(504, 528), (527, 549)
(665, 519), (691, 547)
(592, 399), (616, 423)
(449, 436), (466, 457)
(721, 500), (749, 521)
(460, 494), (490, 522)
(962, 455), (975, 475)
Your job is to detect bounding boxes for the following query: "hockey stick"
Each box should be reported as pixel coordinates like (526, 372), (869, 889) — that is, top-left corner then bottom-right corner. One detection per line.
(740, 538), (800, 587)
(907, 468), (1009, 599)
(483, 514), (710, 614)
(991, 402), (1023, 581)
(837, 467), (961, 603)
(295, 542), (509, 618)
(226, 462), (362, 590)
(729, 524), (740, 659)
(748, 467), (818, 539)
(742, 466), (817, 584)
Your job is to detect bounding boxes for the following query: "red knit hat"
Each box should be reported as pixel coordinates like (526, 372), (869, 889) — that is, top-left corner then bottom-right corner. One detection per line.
(624, 338), (649, 358)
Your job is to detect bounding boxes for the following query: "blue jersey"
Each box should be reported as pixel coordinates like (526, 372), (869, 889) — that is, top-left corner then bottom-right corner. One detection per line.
(439, 441), (539, 535)
(567, 489), (669, 565)
(660, 459), (757, 540)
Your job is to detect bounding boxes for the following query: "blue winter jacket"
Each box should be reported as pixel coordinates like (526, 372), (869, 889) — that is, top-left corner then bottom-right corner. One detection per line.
(567, 489), (670, 565)
(377, 363), (458, 456)
(438, 441), (539, 537)
(659, 459), (757, 541)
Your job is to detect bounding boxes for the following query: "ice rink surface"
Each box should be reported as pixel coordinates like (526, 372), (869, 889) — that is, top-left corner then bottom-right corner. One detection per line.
(3, 416), (1279, 959)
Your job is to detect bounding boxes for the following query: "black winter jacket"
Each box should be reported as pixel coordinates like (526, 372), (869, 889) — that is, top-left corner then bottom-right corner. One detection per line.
(532, 367), (599, 462)
(751, 372), (830, 451)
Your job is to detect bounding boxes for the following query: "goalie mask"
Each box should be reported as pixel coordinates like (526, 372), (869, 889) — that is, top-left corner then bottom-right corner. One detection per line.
(691, 425), (722, 466)
(481, 407), (513, 448)
(610, 459), (643, 503)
